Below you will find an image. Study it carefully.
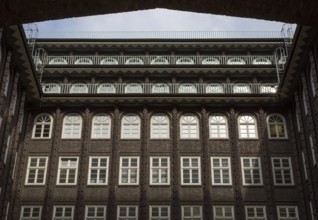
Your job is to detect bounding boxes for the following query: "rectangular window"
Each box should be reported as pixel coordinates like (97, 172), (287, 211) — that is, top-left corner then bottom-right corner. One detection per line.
(272, 158), (294, 185)
(0, 115), (2, 129)
(53, 206), (74, 220)
(241, 157), (263, 185)
(310, 202), (315, 220)
(117, 206), (138, 220)
(213, 206), (234, 220)
(310, 65), (316, 97)
(57, 157), (79, 185)
(150, 157), (170, 185)
(25, 157), (48, 185)
(12, 94), (17, 115)
(245, 206), (266, 220)
(20, 206), (42, 220)
(5, 203), (10, 220)
(4, 135), (11, 164)
(119, 157), (139, 185)
(88, 157), (109, 185)
(12, 152), (18, 178)
(211, 157), (232, 185)
(85, 206), (106, 220)
(4, 72), (10, 97)
(181, 157), (201, 185)
(182, 206), (202, 220)
(303, 89), (308, 115)
(277, 206), (299, 220)
(302, 152), (308, 180)
(309, 135), (316, 165)
(150, 206), (170, 220)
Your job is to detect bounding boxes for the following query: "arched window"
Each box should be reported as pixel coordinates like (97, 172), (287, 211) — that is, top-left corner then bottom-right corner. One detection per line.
(74, 58), (93, 65)
(252, 58), (272, 65)
(42, 83), (61, 94)
(238, 115), (258, 139)
(32, 113), (53, 138)
(97, 83), (116, 94)
(125, 83), (143, 94)
(70, 83), (88, 94)
(209, 115), (228, 139)
(125, 58), (144, 65)
(267, 114), (287, 139)
(91, 114), (111, 139)
(100, 58), (118, 65)
(150, 57), (169, 65)
(62, 114), (82, 139)
(48, 58), (68, 65)
(121, 114), (140, 139)
(202, 57), (220, 65)
(233, 84), (251, 93)
(260, 85), (277, 93)
(176, 57), (194, 65)
(180, 115), (199, 139)
(227, 57), (246, 65)
(150, 114), (170, 139)
(206, 84), (224, 94)
(152, 83), (170, 93)
(178, 84), (197, 93)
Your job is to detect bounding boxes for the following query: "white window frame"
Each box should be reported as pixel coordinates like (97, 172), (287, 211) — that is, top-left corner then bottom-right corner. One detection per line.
(85, 206), (106, 220)
(42, 83), (61, 94)
(309, 135), (316, 165)
(53, 206), (74, 220)
(211, 157), (232, 185)
(97, 83), (116, 94)
(91, 114), (111, 139)
(245, 206), (267, 220)
(25, 157), (48, 185)
(241, 157), (263, 185)
(20, 206), (42, 220)
(121, 114), (141, 139)
(117, 206), (138, 220)
(267, 114), (288, 139)
(125, 83), (143, 93)
(238, 115), (258, 139)
(213, 206), (234, 220)
(70, 83), (88, 94)
(150, 157), (170, 185)
(181, 157), (201, 185)
(271, 157), (294, 185)
(178, 83), (197, 94)
(150, 206), (170, 220)
(182, 206), (202, 220)
(233, 84), (251, 93)
(209, 115), (228, 139)
(49, 58), (68, 65)
(151, 83), (170, 94)
(32, 113), (53, 139)
(277, 206), (299, 220)
(180, 115), (199, 139)
(302, 152), (308, 180)
(206, 84), (224, 94)
(62, 114), (82, 139)
(119, 157), (140, 185)
(150, 114), (170, 139)
(57, 157), (79, 185)
(88, 156), (109, 185)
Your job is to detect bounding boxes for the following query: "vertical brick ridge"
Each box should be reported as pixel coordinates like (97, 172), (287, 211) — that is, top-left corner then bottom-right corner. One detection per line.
(140, 106), (148, 219)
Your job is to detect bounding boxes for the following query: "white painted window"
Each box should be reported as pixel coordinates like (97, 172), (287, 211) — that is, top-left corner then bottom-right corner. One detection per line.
(42, 83), (61, 94)
(272, 157), (294, 185)
(74, 58), (93, 65)
(57, 157), (79, 185)
(213, 206), (234, 220)
(303, 88), (308, 115)
(182, 206), (202, 220)
(267, 114), (288, 139)
(53, 206), (74, 220)
(245, 206), (267, 220)
(202, 57), (220, 65)
(125, 83), (143, 94)
(91, 114), (111, 139)
(310, 202), (315, 220)
(178, 84), (197, 93)
(150, 157), (170, 185)
(49, 58), (68, 65)
(309, 135), (316, 165)
(209, 115), (228, 139)
(176, 57), (194, 65)
(88, 157), (109, 185)
(181, 157), (201, 185)
(32, 113), (53, 139)
(4, 135), (11, 164)
(260, 85), (277, 94)
(119, 157), (139, 185)
(150, 57), (169, 65)
(117, 206), (138, 220)
(211, 157), (232, 185)
(97, 83), (116, 94)
(100, 58), (118, 65)
(233, 84), (251, 93)
(150, 206), (170, 220)
(150, 114), (170, 139)
(125, 58), (144, 65)
(302, 152), (308, 180)
(180, 115), (199, 139)
(227, 57), (245, 65)
(241, 157), (263, 185)
(85, 206), (106, 220)
(277, 206), (299, 220)
(252, 58), (272, 65)
(20, 206), (42, 220)
(206, 84), (224, 93)
(121, 114), (140, 139)
(310, 64), (316, 97)
(152, 83), (170, 93)
(62, 114), (82, 139)
(70, 83), (88, 94)
(238, 115), (258, 139)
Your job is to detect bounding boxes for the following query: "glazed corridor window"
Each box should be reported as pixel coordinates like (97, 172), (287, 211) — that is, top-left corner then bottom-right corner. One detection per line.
(25, 157), (48, 185)
(57, 158), (79, 185)
(20, 206), (42, 220)
(272, 157), (294, 185)
(53, 206), (74, 220)
(91, 114), (111, 139)
(85, 206), (106, 220)
(150, 157), (170, 185)
(238, 115), (258, 139)
(267, 114), (287, 138)
(277, 206), (299, 220)
(211, 157), (232, 185)
(121, 115), (141, 139)
(70, 83), (88, 93)
(213, 206), (234, 220)
(32, 114), (53, 138)
(117, 206), (138, 220)
(181, 157), (201, 185)
(209, 115), (228, 139)
(180, 115), (199, 139)
(182, 206), (202, 220)
(245, 206), (266, 220)
(150, 115), (170, 139)
(241, 157), (263, 185)
(150, 206), (170, 220)
(152, 83), (170, 93)
(62, 114), (82, 139)
(178, 84), (197, 93)
(88, 157), (109, 185)
(119, 157), (139, 185)
(125, 83), (143, 93)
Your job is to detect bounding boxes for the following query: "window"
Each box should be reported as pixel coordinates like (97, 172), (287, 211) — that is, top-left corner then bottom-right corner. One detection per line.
(267, 114), (288, 139)
(176, 57), (194, 65)
(202, 57), (220, 65)
(49, 58), (68, 65)
(88, 157), (109, 185)
(62, 114), (82, 139)
(310, 64), (316, 97)
(211, 157), (232, 185)
(252, 58), (272, 65)
(150, 157), (170, 185)
(4, 203), (9, 220)
(53, 206), (74, 220)
(182, 206), (202, 220)
(4, 71), (10, 96)
(12, 152), (17, 178)
(117, 206), (138, 220)
(100, 58), (118, 65)
(277, 206), (299, 220)
(42, 83), (61, 94)
(12, 94), (17, 115)
(272, 157), (294, 185)
(4, 135), (10, 164)
(85, 206), (106, 220)
(32, 113), (53, 138)
(260, 85), (277, 94)
(310, 202), (315, 220)
(309, 135), (316, 165)
(206, 84), (224, 93)
(296, 111), (301, 132)
(125, 83), (143, 94)
(233, 84), (251, 93)
(245, 206), (267, 220)
(178, 84), (197, 93)
(74, 58), (93, 65)
(150, 114), (170, 139)
(97, 83), (116, 94)
(119, 157), (139, 185)
(303, 88), (308, 115)
(150, 57), (169, 65)
(152, 83), (170, 93)
(121, 114), (140, 139)
(180, 115), (199, 139)
(302, 152), (308, 180)
(227, 57), (246, 65)
(20, 206), (42, 220)
(125, 58), (144, 65)
(213, 206), (234, 220)
(241, 157), (263, 185)
(181, 157), (201, 185)
(238, 115), (258, 139)
(91, 114), (111, 139)
(150, 206), (170, 220)
(57, 157), (79, 185)
(70, 83), (88, 94)
(25, 157), (48, 185)
(209, 115), (228, 139)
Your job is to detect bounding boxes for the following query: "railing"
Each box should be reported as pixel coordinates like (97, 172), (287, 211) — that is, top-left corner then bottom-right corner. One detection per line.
(41, 83), (278, 95)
